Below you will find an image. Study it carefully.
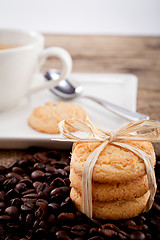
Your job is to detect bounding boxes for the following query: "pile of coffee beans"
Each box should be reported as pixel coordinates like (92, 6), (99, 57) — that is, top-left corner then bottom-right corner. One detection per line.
(0, 148), (159, 240)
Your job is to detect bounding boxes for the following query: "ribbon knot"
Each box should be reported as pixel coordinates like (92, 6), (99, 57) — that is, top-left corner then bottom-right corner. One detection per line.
(108, 130), (116, 142)
(58, 117), (160, 218)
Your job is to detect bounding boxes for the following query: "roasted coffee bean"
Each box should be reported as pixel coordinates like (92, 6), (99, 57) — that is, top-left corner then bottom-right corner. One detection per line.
(0, 202), (6, 209)
(31, 170), (45, 180)
(7, 222), (20, 232)
(129, 231), (146, 240)
(137, 216), (146, 225)
(21, 202), (34, 211)
(22, 193), (38, 199)
(33, 181), (42, 188)
(0, 191), (5, 201)
(33, 219), (39, 229)
(26, 213), (34, 226)
(5, 236), (14, 240)
(0, 166), (7, 174)
(73, 238), (84, 240)
(53, 161), (68, 169)
(56, 230), (72, 240)
(50, 187), (62, 196)
(19, 179), (33, 188)
(47, 214), (56, 224)
(3, 178), (17, 190)
(57, 169), (68, 178)
(60, 197), (74, 212)
(5, 206), (19, 217)
(0, 175), (5, 185)
(37, 182), (51, 194)
(34, 162), (45, 170)
(46, 150), (61, 160)
(7, 160), (18, 170)
(21, 189), (36, 195)
(71, 225), (88, 236)
(49, 226), (59, 235)
(124, 220), (136, 227)
(50, 177), (66, 188)
(88, 237), (104, 240)
(99, 228), (117, 237)
(10, 198), (21, 207)
(12, 167), (25, 174)
(64, 165), (70, 173)
(0, 215), (12, 222)
(102, 223), (120, 232)
(6, 172), (22, 181)
(118, 230), (129, 239)
(90, 218), (102, 227)
(35, 227), (47, 238)
(48, 203), (59, 213)
(15, 182), (26, 192)
(35, 200), (48, 219)
(39, 220), (47, 229)
(45, 165), (56, 173)
(153, 202), (160, 212)
(58, 212), (76, 222)
(6, 189), (19, 200)
(90, 228), (98, 236)
(18, 159), (29, 168)
(64, 177), (70, 186)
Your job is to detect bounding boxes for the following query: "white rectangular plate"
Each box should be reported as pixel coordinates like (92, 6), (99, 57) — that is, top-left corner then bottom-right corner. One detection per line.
(0, 73), (138, 149)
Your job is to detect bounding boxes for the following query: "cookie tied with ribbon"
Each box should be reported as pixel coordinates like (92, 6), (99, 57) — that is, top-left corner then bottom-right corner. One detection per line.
(59, 118), (160, 220)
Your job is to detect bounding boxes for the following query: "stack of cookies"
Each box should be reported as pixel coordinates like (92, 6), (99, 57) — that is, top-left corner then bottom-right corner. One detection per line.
(70, 140), (155, 220)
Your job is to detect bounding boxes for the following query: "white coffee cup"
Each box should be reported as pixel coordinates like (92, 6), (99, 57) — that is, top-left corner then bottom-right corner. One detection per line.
(0, 29), (72, 111)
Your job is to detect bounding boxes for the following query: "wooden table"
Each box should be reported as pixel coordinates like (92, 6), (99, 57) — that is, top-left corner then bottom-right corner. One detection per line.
(1, 34), (160, 162)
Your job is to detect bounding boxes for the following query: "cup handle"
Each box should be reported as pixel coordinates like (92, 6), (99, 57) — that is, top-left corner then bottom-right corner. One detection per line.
(27, 47), (72, 95)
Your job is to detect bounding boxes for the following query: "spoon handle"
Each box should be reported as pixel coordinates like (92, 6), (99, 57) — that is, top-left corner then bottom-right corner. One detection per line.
(83, 95), (149, 121)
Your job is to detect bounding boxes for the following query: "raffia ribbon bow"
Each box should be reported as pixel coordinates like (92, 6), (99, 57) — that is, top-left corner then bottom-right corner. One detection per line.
(58, 118), (160, 218)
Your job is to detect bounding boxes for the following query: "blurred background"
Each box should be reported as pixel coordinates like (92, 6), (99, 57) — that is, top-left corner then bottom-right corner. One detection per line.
(0, 0), (160, 36)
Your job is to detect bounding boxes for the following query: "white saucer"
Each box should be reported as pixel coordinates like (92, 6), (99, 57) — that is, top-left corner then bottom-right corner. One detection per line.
(0, 73), (138, 149)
